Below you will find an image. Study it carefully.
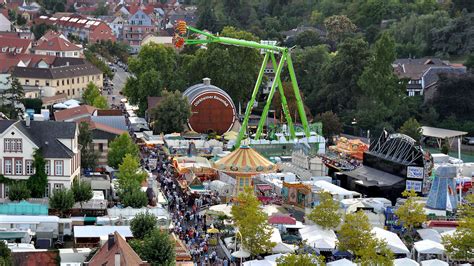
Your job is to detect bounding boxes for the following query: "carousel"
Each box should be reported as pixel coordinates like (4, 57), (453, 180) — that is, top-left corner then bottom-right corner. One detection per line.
(172, 156), (217, 193)
(213, 145), (277, 195)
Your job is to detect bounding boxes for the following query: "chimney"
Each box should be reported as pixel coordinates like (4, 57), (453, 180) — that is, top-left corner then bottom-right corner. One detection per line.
(114, 253), (121, 266)
(202, 77), (211, 86)
(108, 233), (115, 250)
(24, 114), (30, 127)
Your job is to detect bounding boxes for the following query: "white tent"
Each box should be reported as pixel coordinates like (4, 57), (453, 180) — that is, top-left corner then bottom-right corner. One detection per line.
(264, 254), (287, 262)
(327, 258), (356, 266)
(53, 103), (68, 109)
(243, 260), (275, 266)
(420, 259), (449, 266)
(64, 99), (80, 106)
(272, 242), (296, 254)
(372, 227), (410, 255)
(417, 229), (442, 243)
(394, 258), (420, 266)
(414, 240), (445, 255)
(440, 229), (456, 238)
(299, 225), (337, 251)
(209, 180), (233, 197)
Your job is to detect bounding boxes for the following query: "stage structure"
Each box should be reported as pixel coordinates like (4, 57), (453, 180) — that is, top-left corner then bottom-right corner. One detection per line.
(173, 21), (310, 148)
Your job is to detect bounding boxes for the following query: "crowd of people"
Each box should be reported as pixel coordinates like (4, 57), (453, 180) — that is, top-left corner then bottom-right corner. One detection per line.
(150, 150), (230, 266)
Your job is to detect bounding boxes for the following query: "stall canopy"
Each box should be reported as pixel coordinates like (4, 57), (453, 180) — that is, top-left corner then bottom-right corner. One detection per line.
(394, 258), (419, 266)
(420, 259), (449, 266)
(417, 229), (442, 243)
(173, 156), (215, 175)
(327, 258), (357, 266)
(299, 225), (337, 251)
(73, 226), (132, 238)
(421, 126), (467, 159)
(372, 227), (410, 255)
(414, 240), (445, 255)
(268, 214), (296, 225)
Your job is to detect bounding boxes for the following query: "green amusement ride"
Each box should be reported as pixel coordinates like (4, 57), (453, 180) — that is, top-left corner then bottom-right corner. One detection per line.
(174, 21), (310, 148)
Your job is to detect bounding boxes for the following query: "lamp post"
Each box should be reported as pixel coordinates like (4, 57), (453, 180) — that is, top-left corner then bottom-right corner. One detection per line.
(351, 118), (357, 137)
(236, 230), (244, 265)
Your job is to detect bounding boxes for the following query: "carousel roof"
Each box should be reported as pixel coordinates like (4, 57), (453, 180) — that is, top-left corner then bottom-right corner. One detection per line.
(214, 146), (276, 174)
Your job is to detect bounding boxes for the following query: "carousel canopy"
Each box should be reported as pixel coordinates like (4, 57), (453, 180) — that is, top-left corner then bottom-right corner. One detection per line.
(214, 146), (276, 175)
(173, 156), (214, 174)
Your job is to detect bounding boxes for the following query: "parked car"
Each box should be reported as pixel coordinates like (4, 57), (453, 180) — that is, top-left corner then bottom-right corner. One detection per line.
(462, 137), (474, 145)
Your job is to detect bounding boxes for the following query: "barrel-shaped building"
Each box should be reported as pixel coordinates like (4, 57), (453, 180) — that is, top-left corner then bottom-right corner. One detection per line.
(183, 78), (236, 135)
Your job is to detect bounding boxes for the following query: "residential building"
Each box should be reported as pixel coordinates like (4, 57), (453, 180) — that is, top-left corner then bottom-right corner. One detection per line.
(89, 121), (126, 166)
(33, 31), (83, 58)
(0, 35), (32, 55)
(0, 119), (80, 199)
(140, 34), (173, 48)
(12, 62), (103, 99)
(123, 9), (158, 53)
(99, 16), (126, 40)
(0, 13), (11, 32)
(0, 54), (85, 73)
(36, 15), (116, 43)
(87, 231), (148, 265)
(17, 1), (41, 23)
(54, 105), (97, 122)
(393, 58), (467, 96)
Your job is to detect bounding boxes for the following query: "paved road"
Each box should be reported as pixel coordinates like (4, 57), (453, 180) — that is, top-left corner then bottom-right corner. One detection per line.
(104, 66), (129, 106)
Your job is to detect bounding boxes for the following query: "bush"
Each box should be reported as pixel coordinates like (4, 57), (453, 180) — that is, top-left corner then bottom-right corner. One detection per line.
(8, 182), (30, 201)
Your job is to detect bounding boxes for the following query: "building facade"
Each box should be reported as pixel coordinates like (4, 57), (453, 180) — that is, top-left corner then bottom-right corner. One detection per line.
(0, 120), (80, 199)
(123, 10), (157, 53)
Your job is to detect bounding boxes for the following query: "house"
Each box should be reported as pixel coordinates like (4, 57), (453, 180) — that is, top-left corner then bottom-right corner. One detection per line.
(99, 16), (126, 40)
(0, 13), (11, 32)
(140, 34), (173, 48)
(54, 105), (97, 122)
(12, 62), (103, 99)
(392, 58), (466, 97)
(0, 53), (84, 74)
(87, 231), (148, 265)
(17, 1), (41, 23)
(0, 35), (32, 54)
(0, 119), (80, 199)
(33, 31), (83, 58)
(123, 9), (158, 53)
(36, 15), (116, 43)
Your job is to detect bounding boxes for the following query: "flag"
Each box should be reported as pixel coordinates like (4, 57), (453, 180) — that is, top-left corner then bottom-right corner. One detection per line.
(446, 187), (453, 212)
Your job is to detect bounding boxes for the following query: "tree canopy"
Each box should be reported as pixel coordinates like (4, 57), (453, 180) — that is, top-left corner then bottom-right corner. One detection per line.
(395, 190), (426, 239)
(49, 188), (75, 218)
(150, 90), (191, 134)
(307, 191), (342, 230)
(130, 229), (175, 265)
(82, 82), (107, 109)
(78, 122), (99, 170)
(130, 212), (157, 240)
(27, 149), (48, 198)
(107, 133), (140, 169)
(71, 179), (93, 212)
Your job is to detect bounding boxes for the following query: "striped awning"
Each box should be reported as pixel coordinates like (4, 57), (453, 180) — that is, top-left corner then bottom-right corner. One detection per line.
(214, 146), (276, 175)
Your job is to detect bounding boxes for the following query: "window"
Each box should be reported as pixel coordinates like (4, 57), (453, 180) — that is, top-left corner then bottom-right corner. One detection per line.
(72, 78), (74, 84)
(54, 161), (63, 176)
(15, 160), (22, 175)
(46, 80), (50, 86)
(62, 80), (65, 86)
(25, 160), (34, 175)
(4, 139), (22, 152)
(67, 79), (69, 85)
(99, 143), (104, 152)
(4, 159), (12, 175)
(45, 160), (50, 175)
(45, 184), (50, 198)
(25, 79), (29, 85)
(35, 80), (39, 86)
(54, 183), (64, 190)
(15, 139), (22, 152)
(57, 81), (59, 86)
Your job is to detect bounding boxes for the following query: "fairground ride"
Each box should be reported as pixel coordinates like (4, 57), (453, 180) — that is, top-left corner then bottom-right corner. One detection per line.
(174, 21), (310, 148)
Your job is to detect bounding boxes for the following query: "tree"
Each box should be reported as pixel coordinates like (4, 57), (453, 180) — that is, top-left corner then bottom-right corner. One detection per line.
(357, 32), (405, 132)
(442, 194), (474, 260)
(276, 253), (325, 266)
(231, 187), (275, 256)
(107, 133), (140, 169)
(117, 154), (147, 192)
(399, 118), (422, 142)
(130, 212), (157, 239)
(31, 23), (58, 40)
(466, 53), (474, 72)
(130, 229), (175, 265)
(4, 77), (25, 119)
(196, 0), (220, 32)
(0, 240), (12, 266)
(84, 50), (114, 79)
(431, 74), (474, 122)
(22, 98), (43, 113)
(316, 111), (342, 139)
(293, 30), (322, 49)
(150, 90), (191, 134)
(121, 188), (148, 208)
(394, 190), (426, 238)
(338, 211), (372, 255)
(82, 82), (107, 108)
(92, 1), (108, 16)
(27, 148), (48, 198)
(49, 188), (75, 217)
(324, 15), (357, 43)
(307, 191), (341, 229)
(8, 182), (31, 201)
(357, 237), (394, 265)
(78, 122), (99, 170)
(431, 12), (474, 56)
(71, 179), (93, 212)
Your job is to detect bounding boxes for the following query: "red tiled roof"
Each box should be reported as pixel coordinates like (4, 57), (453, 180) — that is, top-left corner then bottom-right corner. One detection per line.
(88, 231), (147, 266)
(268, 214), (296, 225)
(35, 36), (82, 52)
(0, 36), (32, 54)
(127, 3), (140, 15)
(0, 53), (57, 73)
(12, 250), (59, 266)
(54, 105), (97, 121)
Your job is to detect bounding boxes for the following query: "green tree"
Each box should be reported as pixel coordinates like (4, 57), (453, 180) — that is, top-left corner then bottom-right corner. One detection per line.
(196, 0), (220, 32)
(431, 12), (474, 56)
(27, 148), (48, 198)
(92, 1), (108, 16)
(4, 77), (25, 119)
(231, 187), (275, 256)
(31, 23), (58, 40)
(324, 15), (357, 43)
(7, 182), (31, 201)
(357, 32), (404, 132)
(293, 30), (322, 49)
(431, 74), (474, 122)
(316, 111), (342, 139)
(82, 82), (101, 105)
(84, 50), (114, 79)
(22, 98), (43, 113)
(130, 229), (175, 265)
(107, 133), (140, 169)
(442, 194), (474, 260)
(357, 237), (394, 265)
(465, 53), (474, 72)
(150, 90), (191, 134)
(399, 118), (422, 142)
(117, 154), (147, 196)
(276, 253), (325, 266)
(71, 179), (93, 213)
(122, 188), (148, 208)
(0, 240), (12, 266)
(130, 212), (157, 239)
(307, 191), (341, 229)
(78, 122), (99, 170)
(338, 211), (372, 256)
(92, 95), (108, 109)
(49, 188), (75, 217)
(394, 190), (426, 238)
